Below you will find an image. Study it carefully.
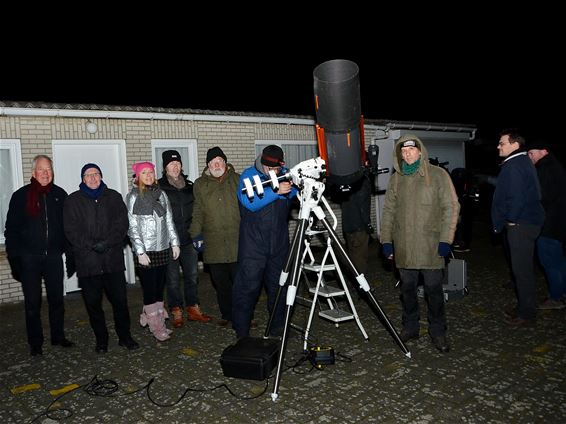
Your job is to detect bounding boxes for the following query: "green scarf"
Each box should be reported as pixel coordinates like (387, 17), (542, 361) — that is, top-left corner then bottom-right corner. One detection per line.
(401, 158), (421, 175)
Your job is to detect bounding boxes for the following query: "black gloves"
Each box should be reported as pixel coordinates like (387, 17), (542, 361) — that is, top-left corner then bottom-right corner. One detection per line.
(92, 241), (110, 254)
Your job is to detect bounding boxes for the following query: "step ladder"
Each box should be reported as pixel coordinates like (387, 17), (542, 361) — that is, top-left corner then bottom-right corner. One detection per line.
(295, 227), (369, 351)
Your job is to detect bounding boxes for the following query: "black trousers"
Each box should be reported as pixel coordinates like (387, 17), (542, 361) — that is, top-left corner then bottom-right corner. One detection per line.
(19, 254), (66, 348)
(398, 268), (447, 338)
(208, 262), (237, 321)
(137, 265), (167, 305)
(504, 223), (541, 320)
(79, 271), (132, 344)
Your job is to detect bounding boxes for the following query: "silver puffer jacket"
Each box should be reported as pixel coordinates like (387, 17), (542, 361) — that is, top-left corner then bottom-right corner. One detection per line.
(126, 189), (179, 254)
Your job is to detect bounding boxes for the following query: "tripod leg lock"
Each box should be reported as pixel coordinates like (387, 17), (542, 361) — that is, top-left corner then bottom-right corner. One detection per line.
(356, 274), (370, 292)
(286, 285), (297, 306)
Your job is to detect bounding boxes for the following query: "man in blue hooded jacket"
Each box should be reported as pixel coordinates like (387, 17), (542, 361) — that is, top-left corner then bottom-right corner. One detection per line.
(232, 145), (297, 339)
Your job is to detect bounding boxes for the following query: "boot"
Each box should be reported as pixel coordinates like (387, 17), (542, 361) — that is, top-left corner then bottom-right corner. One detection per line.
(186, 305), (212, 323)
(140, 306), (149, 327)
(171, 307), (184, 328)
(156, 302), (173, 335)
(143, 303), (171, 342)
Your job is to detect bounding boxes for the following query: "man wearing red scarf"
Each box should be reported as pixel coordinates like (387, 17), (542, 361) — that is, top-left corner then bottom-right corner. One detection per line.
(4, 155), (74, 356)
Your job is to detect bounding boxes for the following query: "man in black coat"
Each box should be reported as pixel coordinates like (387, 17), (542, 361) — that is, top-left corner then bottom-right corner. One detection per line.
(528, 141), (566, 309)
(158, 150), (211, 327)
(4, 154), (74, 356)
(64, 163), (139, 353)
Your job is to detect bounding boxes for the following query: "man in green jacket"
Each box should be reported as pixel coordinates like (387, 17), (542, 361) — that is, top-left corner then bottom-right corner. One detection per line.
(380, 135), (459, 353)
(189, 147), (240, 326)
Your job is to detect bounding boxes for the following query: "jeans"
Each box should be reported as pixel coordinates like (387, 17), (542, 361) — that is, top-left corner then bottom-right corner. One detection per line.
(536, 236), (566, 300)
(398, 268), (446, 338)
(19, 254), (66, 348)
(166, 244), (199, 309)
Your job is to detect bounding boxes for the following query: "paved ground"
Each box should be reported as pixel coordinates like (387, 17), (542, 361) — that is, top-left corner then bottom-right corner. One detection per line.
(1, 218), (565, 423)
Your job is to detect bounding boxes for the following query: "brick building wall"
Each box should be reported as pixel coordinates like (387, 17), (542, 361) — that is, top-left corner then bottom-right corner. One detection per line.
(1, 112), (374, 303)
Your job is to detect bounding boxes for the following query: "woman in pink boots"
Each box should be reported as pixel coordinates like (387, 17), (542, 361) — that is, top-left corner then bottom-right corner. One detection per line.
(127, 161), (180, 341)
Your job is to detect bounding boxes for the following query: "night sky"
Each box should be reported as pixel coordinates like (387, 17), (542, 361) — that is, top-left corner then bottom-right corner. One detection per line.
(2, 12), (562, 171)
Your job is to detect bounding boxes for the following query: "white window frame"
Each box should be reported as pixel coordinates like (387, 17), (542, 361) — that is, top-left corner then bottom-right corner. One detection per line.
(151, 139), (199, 183)
(1, 139), (23, 244)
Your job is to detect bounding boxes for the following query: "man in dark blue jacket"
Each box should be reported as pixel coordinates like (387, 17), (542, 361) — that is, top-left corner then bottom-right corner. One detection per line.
(4, 155), (74, 356)
(232, 145), (297, 339)
(492, 129), (545, 326)
(64, 163), (139, 353)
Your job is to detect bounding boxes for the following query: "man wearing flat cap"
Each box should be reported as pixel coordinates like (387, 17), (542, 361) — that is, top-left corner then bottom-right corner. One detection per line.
(190, 146), (241, 327)
(232, 145), (298, 339)
(528, 140), (566, 310)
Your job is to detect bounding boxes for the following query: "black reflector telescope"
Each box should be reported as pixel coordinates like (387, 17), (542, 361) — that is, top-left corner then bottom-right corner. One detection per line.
(313, 59), (366, 185)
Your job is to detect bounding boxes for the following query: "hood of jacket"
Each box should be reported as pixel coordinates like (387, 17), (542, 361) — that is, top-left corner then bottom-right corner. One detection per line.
(393, 134), (431, 185)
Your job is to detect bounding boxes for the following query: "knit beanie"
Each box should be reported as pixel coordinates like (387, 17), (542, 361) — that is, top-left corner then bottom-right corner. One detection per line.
(206, 146), (227, 164)
(81, 163), (103, 179)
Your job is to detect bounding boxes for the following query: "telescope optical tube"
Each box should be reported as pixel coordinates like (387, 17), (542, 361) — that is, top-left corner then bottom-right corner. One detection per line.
(313, 59), (366, 185)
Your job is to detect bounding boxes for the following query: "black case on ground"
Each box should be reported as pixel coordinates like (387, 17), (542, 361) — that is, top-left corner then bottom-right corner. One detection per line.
(220, 337), (280, 380)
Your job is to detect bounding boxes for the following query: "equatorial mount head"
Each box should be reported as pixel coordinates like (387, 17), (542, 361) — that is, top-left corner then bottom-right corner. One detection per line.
(241, 157), (327, 199)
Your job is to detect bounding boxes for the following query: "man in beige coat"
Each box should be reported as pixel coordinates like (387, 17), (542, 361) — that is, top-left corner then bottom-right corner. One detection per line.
(189, 147), (240, 326)
(380, 135), (459, 353)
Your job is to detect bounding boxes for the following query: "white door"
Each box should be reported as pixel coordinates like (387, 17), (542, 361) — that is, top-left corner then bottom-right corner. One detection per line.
(52, 140), (135, 294)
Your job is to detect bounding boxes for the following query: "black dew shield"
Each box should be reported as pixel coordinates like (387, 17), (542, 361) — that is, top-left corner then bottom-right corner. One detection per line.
(313, 59), (366, 185)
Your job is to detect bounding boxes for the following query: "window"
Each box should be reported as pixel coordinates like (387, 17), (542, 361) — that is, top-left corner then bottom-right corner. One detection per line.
(255, 140), (318, 168)
(0, 139), (23, 244)
(151, 139), (199, 183)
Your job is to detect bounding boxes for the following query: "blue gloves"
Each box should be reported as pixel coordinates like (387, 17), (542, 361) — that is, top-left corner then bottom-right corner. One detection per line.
(192, 234), (204, 253)
(438, 242), (451, 257)
(382, 243), (393, 258)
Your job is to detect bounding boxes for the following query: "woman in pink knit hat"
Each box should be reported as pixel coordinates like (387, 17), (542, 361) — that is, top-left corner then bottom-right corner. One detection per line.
(126, 161), (180, 341)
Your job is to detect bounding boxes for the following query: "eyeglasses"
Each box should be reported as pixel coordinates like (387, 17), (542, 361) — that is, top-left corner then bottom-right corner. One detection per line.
(83, 172), (101, 179)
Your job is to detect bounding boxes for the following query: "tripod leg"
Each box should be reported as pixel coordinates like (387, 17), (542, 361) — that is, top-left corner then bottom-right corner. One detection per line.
(265, 223), (302, 338)
(271, 218), (308, 401)
(319, 217), (411, 358)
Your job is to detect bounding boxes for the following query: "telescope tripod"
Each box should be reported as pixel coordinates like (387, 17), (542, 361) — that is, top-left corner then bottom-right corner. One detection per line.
(267, 178), (411, 401)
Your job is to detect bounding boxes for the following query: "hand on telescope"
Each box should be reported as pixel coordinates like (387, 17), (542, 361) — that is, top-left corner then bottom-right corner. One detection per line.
(278, 181), (292, 195)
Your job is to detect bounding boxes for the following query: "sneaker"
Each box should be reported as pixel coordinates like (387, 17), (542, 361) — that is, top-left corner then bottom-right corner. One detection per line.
(186, 305), (212, 323)
(217, 319), (231, 327)
(538, 298), (566, 310)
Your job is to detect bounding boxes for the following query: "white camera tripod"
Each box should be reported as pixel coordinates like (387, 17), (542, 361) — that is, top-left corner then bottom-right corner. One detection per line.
(241, 157), (411, 401)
